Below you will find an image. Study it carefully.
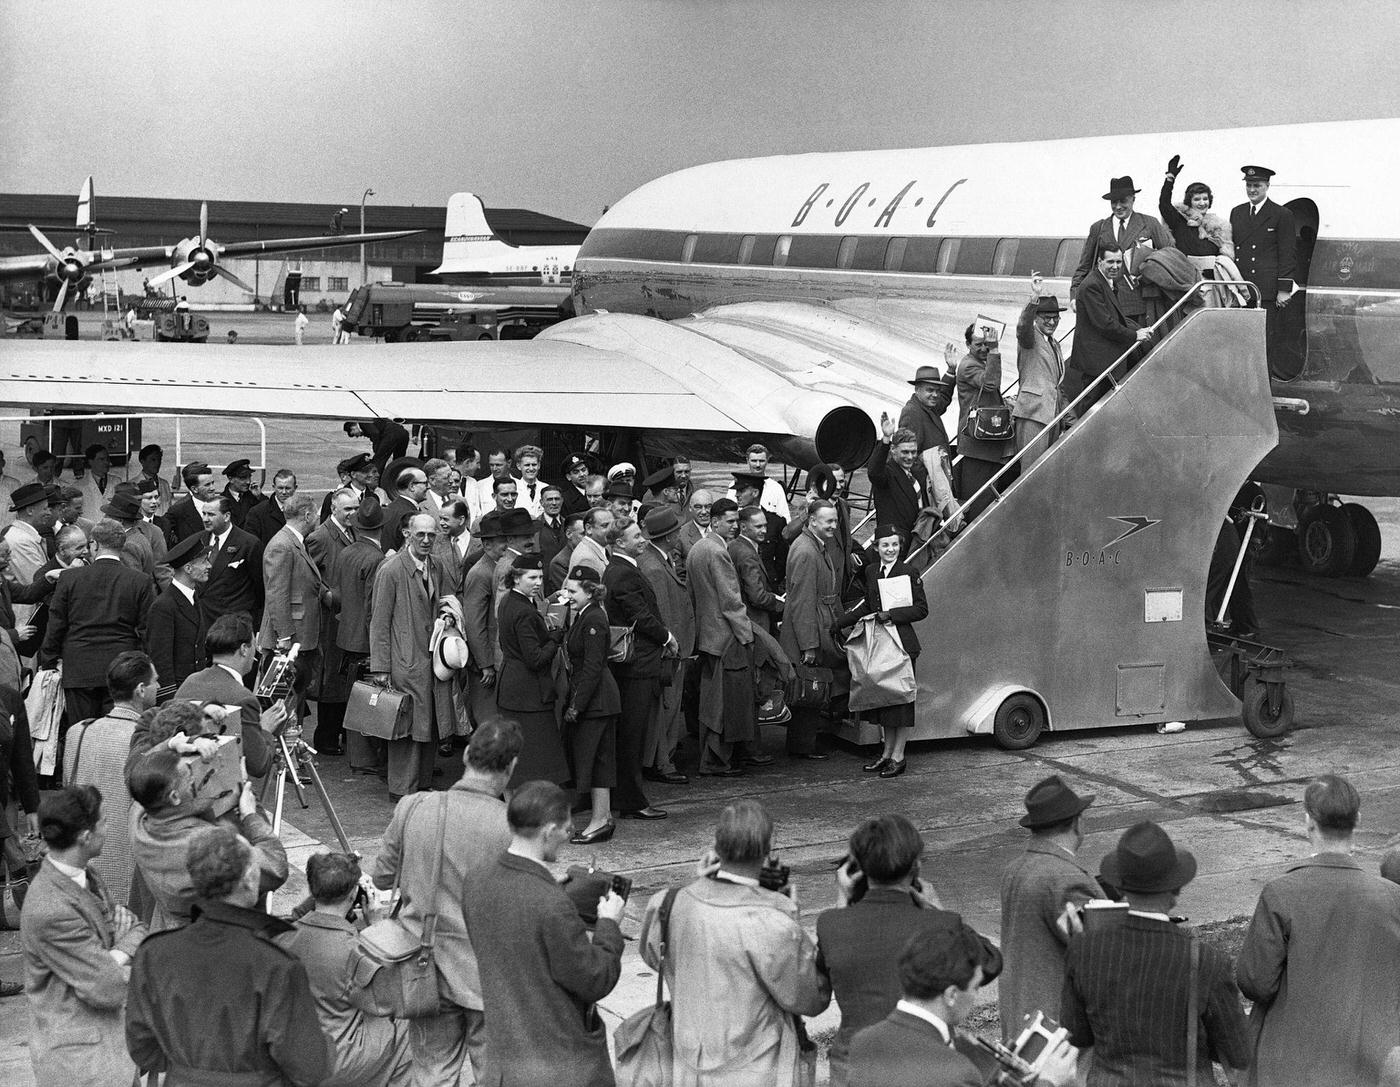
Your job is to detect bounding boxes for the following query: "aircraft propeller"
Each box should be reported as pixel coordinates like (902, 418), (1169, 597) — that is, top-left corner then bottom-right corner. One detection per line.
(27, 224), (90, 313)
(147, 201), (256, 295)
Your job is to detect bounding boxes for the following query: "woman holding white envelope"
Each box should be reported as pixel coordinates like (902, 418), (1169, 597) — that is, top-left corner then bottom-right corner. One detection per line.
(837, 525), (929, 778)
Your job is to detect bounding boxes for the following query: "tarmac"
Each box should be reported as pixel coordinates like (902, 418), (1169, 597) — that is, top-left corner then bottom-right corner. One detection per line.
(2, 310), (1399, 1082)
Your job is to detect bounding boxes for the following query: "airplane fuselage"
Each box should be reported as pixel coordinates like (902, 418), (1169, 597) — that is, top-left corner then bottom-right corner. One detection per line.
(572, 119), (1400, 496)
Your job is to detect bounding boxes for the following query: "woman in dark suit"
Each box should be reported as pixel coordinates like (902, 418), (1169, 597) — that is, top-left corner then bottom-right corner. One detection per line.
(562, 565), (620, 844)
(838, 525), (928, 778)
(496, 552), (569, 787)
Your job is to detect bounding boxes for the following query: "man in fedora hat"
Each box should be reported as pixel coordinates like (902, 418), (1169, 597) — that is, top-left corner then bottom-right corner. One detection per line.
(999, 774), (1103, 1044)
(1071, 176), (1172, 311)
(101, 489), (167, 590)
(1061, 821), (1250, 1085)
(898, 364), (955, 458)
(1014, 278), (1073, 468)
(461, 510), (508, 729)
(7, 481), (58, 587)
(143, 534), (212, 696)
(637, 505), (693, 785)
(333, 495), (390, 775)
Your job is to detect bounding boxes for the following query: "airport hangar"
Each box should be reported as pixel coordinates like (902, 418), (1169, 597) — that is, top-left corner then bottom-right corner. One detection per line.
(0, 192), (590, 310)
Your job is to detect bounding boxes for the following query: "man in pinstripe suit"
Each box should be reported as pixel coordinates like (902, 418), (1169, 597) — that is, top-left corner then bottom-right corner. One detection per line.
(1060, 822), (1249, 1086)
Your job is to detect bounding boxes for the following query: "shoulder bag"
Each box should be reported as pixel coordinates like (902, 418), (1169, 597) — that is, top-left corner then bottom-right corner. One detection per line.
(615, 885), (681, 1087)
(357, 794), (446, 1019)
(963, 381), (1015, 442)
(608, 623), (636, 664)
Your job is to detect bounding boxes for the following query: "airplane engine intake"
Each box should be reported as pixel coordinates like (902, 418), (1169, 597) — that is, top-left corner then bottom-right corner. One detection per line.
(773, 402), (877, 471)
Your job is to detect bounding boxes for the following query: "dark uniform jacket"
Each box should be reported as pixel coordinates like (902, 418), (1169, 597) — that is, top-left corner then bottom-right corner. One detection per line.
(221, 485), (260, 530)
(164, 495), (204, 545)
(566, 601), (621, 719)
(463, 851), (624, 1087)
(559, 481), (590, 517)
(495, 588), (561, 713)
(1072, 268), (1141, 380)
(144, 583), (207, 697)
(839, 559), (928, 656)
(243, 497), (287, 546)
(198, 525), (263, 629)
(1229, 198), (1296, 301)
(125, 900), (330, 1087)
(603, 553), (669, 680)
(39, 557), (154, 689)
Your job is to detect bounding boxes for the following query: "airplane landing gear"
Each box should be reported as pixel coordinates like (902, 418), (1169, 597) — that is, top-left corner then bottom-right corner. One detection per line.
(1293, 493), (1383, 577)
(1342, 502), (1382, 577)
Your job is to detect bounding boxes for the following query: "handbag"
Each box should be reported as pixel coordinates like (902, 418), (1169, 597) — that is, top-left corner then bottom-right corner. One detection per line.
(787, 664), (833, 709)
(963, 381), (1015, 442)
(357, 794), (446, 1019)
(608, 624), (636, 664)
(844, 616), (917, 712)
(345, 678), (414, 740)
(615, 886), (681, 1087)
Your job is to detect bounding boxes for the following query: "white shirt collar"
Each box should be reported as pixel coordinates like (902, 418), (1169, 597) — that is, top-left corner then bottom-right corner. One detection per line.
(93, 554), (121, 562)
(211, 526), (230, 550)
(715, 869), (759, 887)
(49, 856), (88, 889)
(613, 551), (637, 567)
(173, 580), (197, 605)
(286, 525), (304, 545)
(895, 1000), (952, 1044)
(217, 663), (243, 684)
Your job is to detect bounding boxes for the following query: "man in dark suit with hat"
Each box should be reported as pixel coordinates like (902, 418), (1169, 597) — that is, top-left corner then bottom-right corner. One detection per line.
(643, 463), (686, 524)
(999, 775), (1103, 1044)
(1014, 283), (1072, 468)
(637, 505), (692, 785)
(897, 364), (955, 456)
(1072, 246), (1154, 411)
(220, 459), (260, 529)
(144, 534), (212, 699)
(461, 510), (507, 732)
(1070, 176), (1173, 324)
(1061, 822), (1250, 1085)
(558, 454), (592, 517)
(1230, 165), (1299, 377)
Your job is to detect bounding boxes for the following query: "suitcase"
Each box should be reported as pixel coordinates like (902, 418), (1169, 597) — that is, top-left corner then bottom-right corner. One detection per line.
(346, 679), (414, 740)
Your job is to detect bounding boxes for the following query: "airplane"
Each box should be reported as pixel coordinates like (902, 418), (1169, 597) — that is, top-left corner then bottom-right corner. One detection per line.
(430, 193), (581, 284)
(0, 119), (1396, 580)
(0, 178), (425, 312)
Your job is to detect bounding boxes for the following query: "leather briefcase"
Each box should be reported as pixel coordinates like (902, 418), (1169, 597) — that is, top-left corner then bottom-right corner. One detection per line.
(346, 679), (413, 740)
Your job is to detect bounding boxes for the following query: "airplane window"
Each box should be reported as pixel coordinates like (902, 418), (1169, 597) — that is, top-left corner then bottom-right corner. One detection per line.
(682, 234), (699, 263)
(993, 239), (1019, 275)
(774, 235), (792, 267)
(1054, 239), (1080, 277)
(836, 237), (859, 270)
(884, 237), (908, 271)
(738, 235), (756, 264)
(936, 238), (962, 274)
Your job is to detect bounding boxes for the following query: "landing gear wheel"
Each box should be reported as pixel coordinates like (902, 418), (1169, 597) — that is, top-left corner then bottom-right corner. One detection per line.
(1241, 678), (1294, 739)
(1297, 504), (1356, 576)
(1343, 503), (1382, 577)
(993, 693), (1044, 750)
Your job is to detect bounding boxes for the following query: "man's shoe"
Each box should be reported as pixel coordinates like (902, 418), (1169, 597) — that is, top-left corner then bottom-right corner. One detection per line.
(437, 741), (455, 757)
(790, 751), (830, 761)
(645, 769), (690, 785)
(879, 758), (908, 778)
(318, 744), (345, 757)
(699, 766), (746, 777)
(742, 753), (775, 767)
(0, 978), (22, 998)
(620, 806), (668, 820)
(570, 821), (616, 845)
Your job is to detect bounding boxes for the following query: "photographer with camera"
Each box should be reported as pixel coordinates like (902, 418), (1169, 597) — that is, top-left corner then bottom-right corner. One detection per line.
(639, 799), (830, 1085)
(849, 924), (1077, 1087)
(281, 852), (412, 1087)
(817, 814), (1002, 1087)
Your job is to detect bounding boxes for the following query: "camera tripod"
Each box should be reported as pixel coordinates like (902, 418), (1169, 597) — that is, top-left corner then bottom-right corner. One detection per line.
(260, 721), (354, 854)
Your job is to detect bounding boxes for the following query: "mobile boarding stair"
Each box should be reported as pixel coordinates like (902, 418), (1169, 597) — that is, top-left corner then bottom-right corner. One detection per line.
(839, 281), (1285, 749)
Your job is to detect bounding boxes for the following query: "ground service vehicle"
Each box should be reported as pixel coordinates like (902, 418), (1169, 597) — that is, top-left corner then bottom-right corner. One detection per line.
(340, 282), (572, 342)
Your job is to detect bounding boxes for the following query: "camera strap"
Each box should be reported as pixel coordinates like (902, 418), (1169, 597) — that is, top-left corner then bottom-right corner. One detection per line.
(653, 885), (681, 1009)
(1186, 934), (1199, 1087)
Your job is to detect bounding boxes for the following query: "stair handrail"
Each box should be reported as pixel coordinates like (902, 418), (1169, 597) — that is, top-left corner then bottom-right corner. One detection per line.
(905, 278), (1262, 574)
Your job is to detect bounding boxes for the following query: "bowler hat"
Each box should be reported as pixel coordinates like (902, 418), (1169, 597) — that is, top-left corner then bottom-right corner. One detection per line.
(353, 494), (386, 531)
(100, 492), (143, 520)
(496, 508), (535, 537)
(1102, 176), (1141, 200)
(1240, 165), (1275, 182)
(1019, 774), (1095, 828)
(806, 463), (838, 500)
(9, 482), (48, 513)
(1034, 295), (1068, 315)
(644, 506), (681, 539)
(1100, 821), (1197, 894)
(166, 534), (211, 570)
(907, 364), (944, 387)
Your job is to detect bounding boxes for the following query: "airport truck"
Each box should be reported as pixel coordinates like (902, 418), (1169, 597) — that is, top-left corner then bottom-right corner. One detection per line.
(339, 281), (573, 342)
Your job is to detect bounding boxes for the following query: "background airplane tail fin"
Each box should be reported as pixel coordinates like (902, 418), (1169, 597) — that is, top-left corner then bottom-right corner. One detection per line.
(437, 193), (514, 271)
(76, 176), (94, 231)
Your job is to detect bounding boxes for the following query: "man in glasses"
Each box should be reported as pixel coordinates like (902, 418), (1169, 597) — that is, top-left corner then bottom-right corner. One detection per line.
(677, 488), (714, 561)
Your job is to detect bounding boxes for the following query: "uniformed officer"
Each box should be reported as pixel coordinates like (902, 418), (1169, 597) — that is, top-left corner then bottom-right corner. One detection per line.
(558, 453), (593, 516)
(220, 458), (261, 529)
(1229, 165), (1298, 378)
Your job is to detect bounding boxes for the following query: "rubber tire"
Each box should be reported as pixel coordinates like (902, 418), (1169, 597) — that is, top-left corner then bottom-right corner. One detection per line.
(1343, 503), (1382, 577)
(1240, 678), (1295, 739)
(1297, 504), (1357, 576)
(993, 693), (1045, 750)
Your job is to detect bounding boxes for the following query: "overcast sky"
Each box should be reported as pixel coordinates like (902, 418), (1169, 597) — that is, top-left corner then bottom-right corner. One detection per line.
(4, 0), (1398, 225)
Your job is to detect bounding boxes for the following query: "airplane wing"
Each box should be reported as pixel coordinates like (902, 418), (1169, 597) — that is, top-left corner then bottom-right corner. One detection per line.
(0, 304), (950, 468)
(97, 229), (426, 272)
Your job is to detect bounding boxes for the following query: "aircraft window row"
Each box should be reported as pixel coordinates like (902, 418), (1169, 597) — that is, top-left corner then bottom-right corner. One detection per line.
(672, 230), (1084, 277)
